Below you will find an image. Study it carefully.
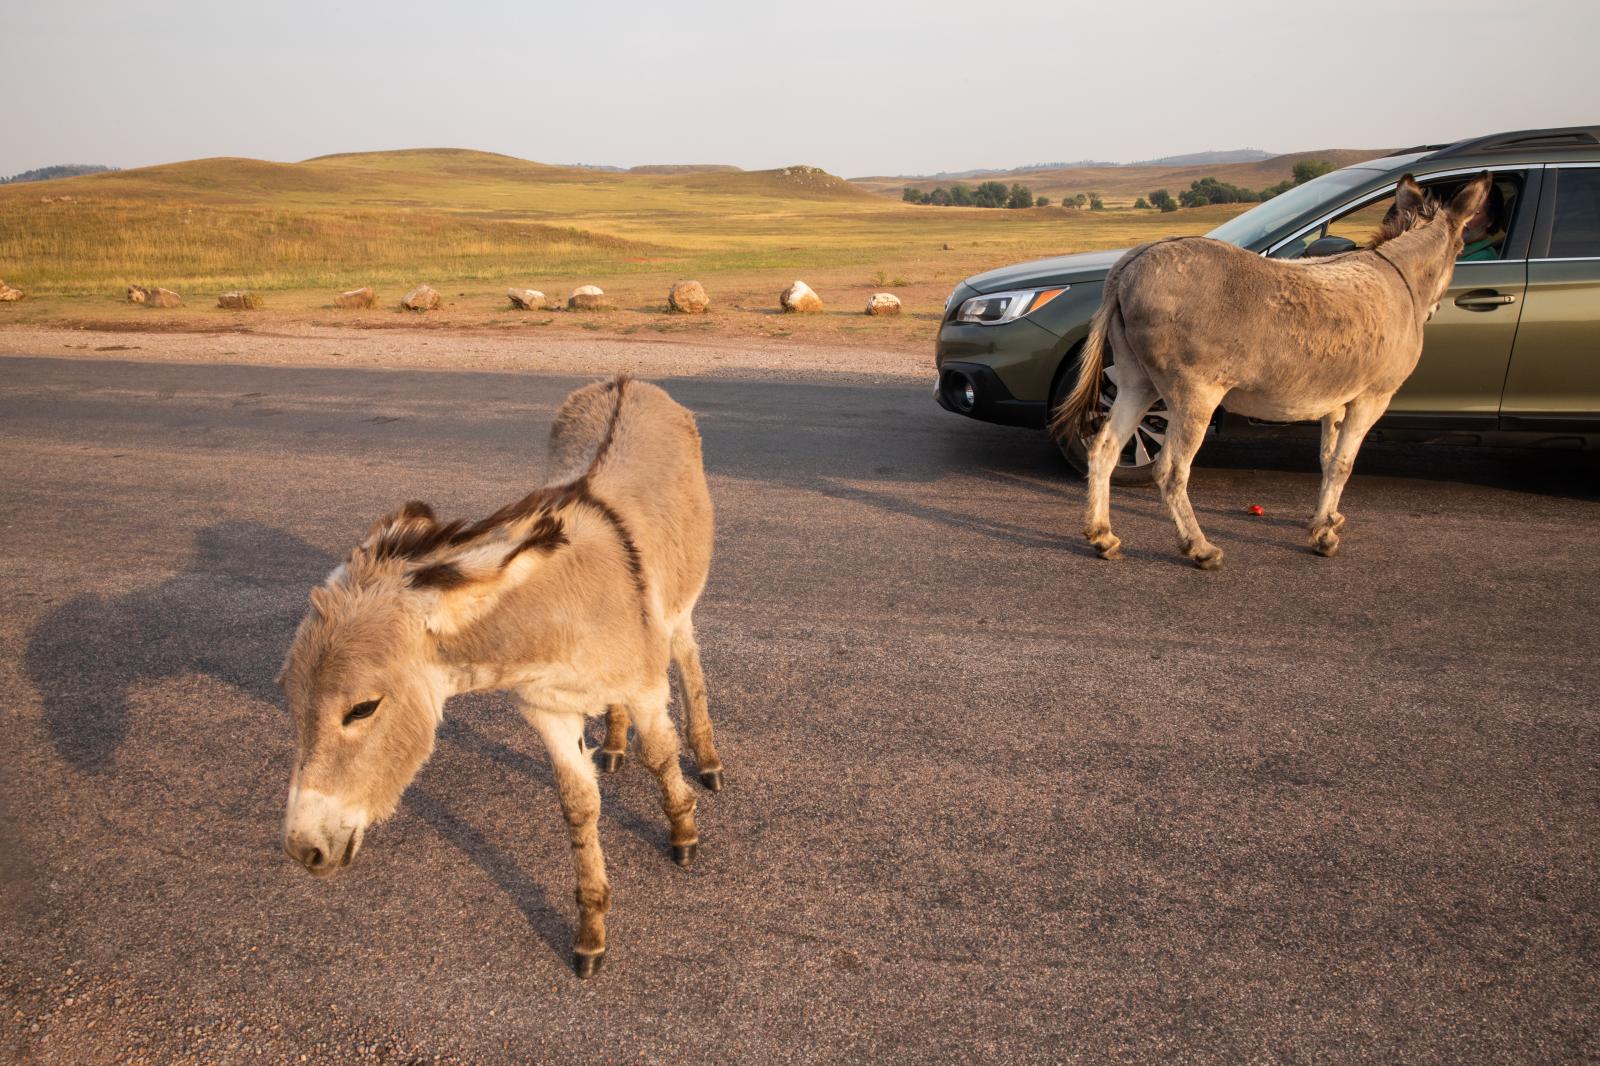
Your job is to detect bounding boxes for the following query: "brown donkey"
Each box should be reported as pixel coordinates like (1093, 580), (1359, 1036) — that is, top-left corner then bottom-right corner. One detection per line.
(1053, 172), (1492, 569)
(279, 375), (724, 978)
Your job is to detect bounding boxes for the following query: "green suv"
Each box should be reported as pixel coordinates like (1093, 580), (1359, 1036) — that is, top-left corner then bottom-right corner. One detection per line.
(934, 126), (1600, 481)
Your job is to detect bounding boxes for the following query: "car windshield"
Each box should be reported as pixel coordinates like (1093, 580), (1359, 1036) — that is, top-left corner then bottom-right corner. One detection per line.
(1206, 167), (1384, 249)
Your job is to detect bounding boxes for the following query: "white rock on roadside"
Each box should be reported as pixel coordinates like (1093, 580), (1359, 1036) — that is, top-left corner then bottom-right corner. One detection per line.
(567, 285), (610, 311)
(402, 285), (440, 311)
(780, 280), (822, 314)
(865, 292), (902, 316)
(335, 286), (377, 309)
(507, 288), (546, 310)
(668, 280), (709, 314)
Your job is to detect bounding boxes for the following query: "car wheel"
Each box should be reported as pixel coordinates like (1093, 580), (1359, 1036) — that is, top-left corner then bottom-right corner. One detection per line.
(1051, 352), (1167, 486)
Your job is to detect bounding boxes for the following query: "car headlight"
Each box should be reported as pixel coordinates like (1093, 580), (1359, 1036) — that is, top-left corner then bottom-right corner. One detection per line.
(954, 286), (1068, 326)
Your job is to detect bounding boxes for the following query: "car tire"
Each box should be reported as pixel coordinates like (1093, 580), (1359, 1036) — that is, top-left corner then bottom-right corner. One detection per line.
(1049, 350), (1166, 487)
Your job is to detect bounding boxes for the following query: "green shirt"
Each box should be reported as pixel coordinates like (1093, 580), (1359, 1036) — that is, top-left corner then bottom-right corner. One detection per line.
(1460, 236), (1499, 261)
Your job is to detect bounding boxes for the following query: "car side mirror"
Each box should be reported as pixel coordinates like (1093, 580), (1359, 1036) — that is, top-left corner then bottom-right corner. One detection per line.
(1304, 236), (1358, 258)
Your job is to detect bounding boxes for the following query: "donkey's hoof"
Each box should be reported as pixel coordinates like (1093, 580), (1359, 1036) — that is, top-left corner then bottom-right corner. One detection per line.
(1089, 533), (1122, 560)
(573, 949), (605, 979)
(1330, 512), (1347, 533)
(597, 751), (625, 774)
(698, 770), (724, 792)
(1190, 546), (1225, 571)
(1311, 534), (1340, 558)
(671, 842), (699, 868)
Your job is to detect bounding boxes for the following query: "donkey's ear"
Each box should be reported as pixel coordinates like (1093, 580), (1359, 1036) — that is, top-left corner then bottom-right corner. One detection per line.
(1395, 174), (1426, 215)
(405, 513), (568, 636)
(362, 500), (440, 554)
(1448, 171), (1492, 219)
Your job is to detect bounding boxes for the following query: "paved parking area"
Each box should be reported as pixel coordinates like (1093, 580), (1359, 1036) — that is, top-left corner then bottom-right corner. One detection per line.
(2, 355), (1597, 1062)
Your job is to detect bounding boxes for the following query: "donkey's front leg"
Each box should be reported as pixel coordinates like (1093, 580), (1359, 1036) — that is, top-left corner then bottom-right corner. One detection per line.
(628, 690), (701, 867)
(526, 707), (611, 978)
(1308, 395), (1386, 557)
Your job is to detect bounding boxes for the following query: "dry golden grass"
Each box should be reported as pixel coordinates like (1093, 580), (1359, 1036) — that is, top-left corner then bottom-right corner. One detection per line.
(0, 148), (1257, 344)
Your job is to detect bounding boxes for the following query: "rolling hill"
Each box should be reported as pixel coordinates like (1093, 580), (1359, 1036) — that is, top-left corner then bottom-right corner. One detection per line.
(852, 148), (1391, 204)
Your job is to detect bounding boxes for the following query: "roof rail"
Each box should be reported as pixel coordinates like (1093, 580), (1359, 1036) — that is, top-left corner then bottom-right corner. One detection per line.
(1423, 126), (1600, 160)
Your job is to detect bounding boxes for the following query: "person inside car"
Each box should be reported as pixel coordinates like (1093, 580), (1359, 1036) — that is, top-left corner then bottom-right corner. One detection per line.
(1458, 182), (1508, 260)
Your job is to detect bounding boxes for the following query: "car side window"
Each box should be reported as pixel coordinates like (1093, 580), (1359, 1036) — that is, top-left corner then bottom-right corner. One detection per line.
(1272, 172), (1526, 261)
(1543, 168), (1600, 258)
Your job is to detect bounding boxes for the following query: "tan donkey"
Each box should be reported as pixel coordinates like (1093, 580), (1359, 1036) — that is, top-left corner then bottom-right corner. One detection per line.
(1053, 172), (1492, 569)
(279, 375), (724, 978)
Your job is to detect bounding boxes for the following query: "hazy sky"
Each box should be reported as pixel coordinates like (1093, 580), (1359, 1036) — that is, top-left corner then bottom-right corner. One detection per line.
(4, 0), (1596, 178)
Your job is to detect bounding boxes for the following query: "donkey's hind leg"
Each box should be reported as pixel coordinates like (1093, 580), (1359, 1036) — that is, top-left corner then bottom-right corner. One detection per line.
(597, 704), (629, 774)
(1309, 394), (1387, 557)
(1082, 368), (1159, 560)
(672, 619), (724, 792)
(1153, 384), (1226, 569)
(525, 707), (611, 978)
(629, 690), (701, 868)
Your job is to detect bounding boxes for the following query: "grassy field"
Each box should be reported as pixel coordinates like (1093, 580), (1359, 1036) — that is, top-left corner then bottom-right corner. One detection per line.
(0, 148), (1259, 346)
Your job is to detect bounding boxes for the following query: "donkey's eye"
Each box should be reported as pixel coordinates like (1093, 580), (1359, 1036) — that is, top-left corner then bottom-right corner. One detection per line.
(343, 698), (382, 726)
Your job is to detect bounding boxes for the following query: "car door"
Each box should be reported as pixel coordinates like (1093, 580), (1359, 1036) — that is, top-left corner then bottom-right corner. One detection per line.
(1499, 163), (1600, 430)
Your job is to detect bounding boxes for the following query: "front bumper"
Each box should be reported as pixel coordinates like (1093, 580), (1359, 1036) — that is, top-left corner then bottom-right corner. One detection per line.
(933, 361), (1049, 429)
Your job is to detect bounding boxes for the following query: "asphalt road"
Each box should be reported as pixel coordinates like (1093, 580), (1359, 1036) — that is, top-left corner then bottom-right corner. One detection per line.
(2, 355), (1597, 1064)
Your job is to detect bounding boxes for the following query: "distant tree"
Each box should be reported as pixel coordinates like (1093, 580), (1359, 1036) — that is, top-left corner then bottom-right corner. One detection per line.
(1263, 159), (1335, 200)
(1292, 159), (1334, 185)
(0, 163), (115, 184)
(927, 186), (952, 206)
(1072, 193), (1089, 209)
(1179, 176), (1258, 207)
(1134, 196), (1151, 209)
(1149, 189), (1177, 212)
(950, 182), (973, 206)
(972, 180), (1010, 208)
(1006, 183), (1034, 209)
(1035, 196), (1051, 207)
(902, 186), (926, 203)
(1089, 193), (1104, 210)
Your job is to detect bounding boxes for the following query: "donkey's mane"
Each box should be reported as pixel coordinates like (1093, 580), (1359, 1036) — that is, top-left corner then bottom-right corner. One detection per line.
(360, 375), (641, 596)
(1367, 197), (1439, 249)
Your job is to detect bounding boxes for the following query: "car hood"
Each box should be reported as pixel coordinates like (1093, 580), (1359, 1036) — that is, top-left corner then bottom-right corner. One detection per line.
(964, 248), (1126, 293)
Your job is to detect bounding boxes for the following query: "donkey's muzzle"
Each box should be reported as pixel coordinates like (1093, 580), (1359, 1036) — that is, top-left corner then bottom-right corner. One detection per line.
(284, 827), (358, 877)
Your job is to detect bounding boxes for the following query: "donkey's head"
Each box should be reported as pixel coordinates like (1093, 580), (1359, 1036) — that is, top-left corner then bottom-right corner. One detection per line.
(279, 499), (568, 876)
(1373, 172), (1494, 253)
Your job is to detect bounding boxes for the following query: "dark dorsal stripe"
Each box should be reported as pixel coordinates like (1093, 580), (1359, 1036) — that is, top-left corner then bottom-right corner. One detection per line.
(375, 374), (631, 562)
(388, 375), (648, 621)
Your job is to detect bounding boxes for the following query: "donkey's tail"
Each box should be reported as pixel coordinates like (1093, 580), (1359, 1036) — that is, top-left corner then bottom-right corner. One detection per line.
(1049, 283), (1116, 444)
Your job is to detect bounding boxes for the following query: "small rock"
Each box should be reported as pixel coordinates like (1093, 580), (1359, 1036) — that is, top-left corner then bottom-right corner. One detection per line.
(148, 287), (182, 308)
(335, 286), (376, 309)
(942, 242), (952, 250)
(567, 285), (610, 311)
(402, 285), (440, 311)
(0, 278), (24, 302)
(668, 280), (709, 314)
(217, 291), (261, 310)
(780, 280), (822, 314)
(865, 292), (901, 316)
(506, 288), (546, 310)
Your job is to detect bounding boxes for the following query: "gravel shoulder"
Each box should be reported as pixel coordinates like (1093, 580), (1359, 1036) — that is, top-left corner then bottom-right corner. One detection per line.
(0, 323), (935, 383)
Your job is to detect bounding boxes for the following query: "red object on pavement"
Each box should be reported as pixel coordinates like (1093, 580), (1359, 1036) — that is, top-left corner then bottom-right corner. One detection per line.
(1248, 504), (1265, 516)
